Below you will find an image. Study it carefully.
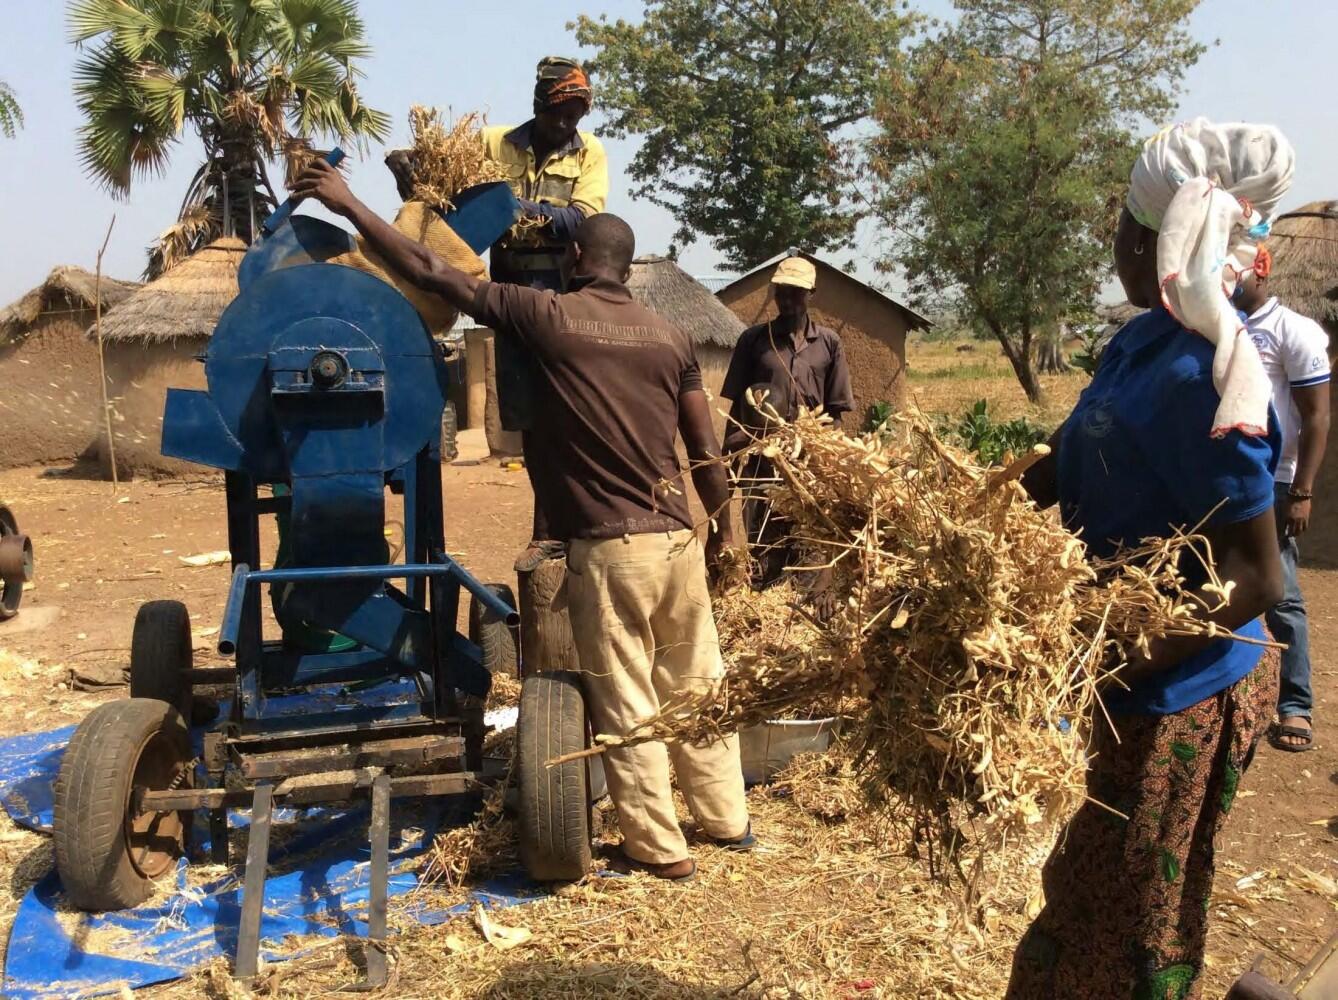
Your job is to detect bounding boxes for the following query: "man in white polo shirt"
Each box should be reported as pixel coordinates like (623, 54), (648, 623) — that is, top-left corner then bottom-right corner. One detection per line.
(1236, 246), (1331, 751)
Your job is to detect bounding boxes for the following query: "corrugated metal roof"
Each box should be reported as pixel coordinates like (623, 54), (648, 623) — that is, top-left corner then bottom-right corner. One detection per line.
(451, 312), (487, 332)
(694, 275), (737, 294)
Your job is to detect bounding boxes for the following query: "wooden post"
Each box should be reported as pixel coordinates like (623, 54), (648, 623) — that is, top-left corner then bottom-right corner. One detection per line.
(518, 559), (579, 673)
(465, 327), (488, 429)
(482, 332), (523, 458)
(93, 216), (118, 491)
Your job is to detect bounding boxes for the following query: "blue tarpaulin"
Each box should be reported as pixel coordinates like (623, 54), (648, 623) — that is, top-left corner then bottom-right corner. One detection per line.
(0, 700), (543, 999)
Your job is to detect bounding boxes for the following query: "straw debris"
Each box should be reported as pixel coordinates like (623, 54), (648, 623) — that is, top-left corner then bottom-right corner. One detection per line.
(420, 759), (514, 890)
(176, 787), (1038, 999)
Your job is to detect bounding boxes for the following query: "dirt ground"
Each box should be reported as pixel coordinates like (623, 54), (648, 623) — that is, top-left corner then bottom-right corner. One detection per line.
(0, 428), (1336, 997)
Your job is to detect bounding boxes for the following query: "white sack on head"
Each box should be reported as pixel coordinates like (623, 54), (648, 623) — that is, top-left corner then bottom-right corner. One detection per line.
(1128, 118), (1295, 438)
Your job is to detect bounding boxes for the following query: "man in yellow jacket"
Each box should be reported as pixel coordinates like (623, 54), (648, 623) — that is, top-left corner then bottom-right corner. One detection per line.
(485, 57), (609, 569)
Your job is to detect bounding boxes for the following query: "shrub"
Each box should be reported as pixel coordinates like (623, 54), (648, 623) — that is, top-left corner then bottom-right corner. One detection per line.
(866, 400), (895, 432)
(950, 399), (1047, 466)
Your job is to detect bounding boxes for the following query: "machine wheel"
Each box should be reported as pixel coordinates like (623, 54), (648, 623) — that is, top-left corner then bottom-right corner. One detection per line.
(442, 400), (459, 463)
(129, 601), (193, 720)
(54, 698), (192, 910)
(469, 583), (517, 675)
(0, 506), (33, 621)
(517, 672), (591, 881)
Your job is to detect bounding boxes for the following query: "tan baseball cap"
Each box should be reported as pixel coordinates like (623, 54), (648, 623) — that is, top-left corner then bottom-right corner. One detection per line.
(771, 256), (816, 290)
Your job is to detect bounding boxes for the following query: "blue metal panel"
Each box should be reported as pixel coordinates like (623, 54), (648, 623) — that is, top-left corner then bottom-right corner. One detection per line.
(161, 389), (246, 470)
(259, 148), (346, 237)
(203, 265), (444, 476)
(265, 649), (392, 688)
(283, 582), (431, 672)
(238, 215), (358, 290)
(246, 700), (428, 735)
(447, 631), (490, 699)
(441, 182), (523, 254)
(160, 195), (522, 741)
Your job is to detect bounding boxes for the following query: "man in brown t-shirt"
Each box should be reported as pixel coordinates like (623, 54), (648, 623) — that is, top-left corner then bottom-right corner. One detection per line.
(293, 161), (751, 880)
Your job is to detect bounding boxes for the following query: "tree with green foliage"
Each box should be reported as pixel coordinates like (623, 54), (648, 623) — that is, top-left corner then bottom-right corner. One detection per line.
(0, 80), (22, 139)
(872, 0), (1206, 402)
(69, 0), (389, 277)
(572, 0), (915, 270)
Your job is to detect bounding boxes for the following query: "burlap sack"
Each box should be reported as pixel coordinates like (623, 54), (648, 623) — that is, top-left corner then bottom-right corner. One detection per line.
(329, 201), (487, 335)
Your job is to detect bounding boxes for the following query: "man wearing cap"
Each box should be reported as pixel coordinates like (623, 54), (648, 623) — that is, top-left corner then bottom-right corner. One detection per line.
(486, 57), (610, 569)
(720, 255), (854, 588)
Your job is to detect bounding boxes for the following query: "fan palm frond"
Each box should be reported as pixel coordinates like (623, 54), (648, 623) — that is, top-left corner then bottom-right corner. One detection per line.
(69, 0), (386, 204)
(145, 201), (216, 279)
(0, 81), (22, 139)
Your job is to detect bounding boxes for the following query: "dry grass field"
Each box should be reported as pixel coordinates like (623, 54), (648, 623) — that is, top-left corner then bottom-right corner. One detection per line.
(903, 334), (1087, 430)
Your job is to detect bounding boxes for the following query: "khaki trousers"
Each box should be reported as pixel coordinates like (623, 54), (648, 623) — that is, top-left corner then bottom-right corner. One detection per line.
(566, 529), (749, 863)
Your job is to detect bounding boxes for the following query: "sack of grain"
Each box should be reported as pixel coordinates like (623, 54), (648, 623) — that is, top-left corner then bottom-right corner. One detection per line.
(328, 200), (486, 336)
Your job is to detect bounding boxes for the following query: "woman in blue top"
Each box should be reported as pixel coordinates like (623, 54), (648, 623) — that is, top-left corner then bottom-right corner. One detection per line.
(1006, 119), (1294, 1000)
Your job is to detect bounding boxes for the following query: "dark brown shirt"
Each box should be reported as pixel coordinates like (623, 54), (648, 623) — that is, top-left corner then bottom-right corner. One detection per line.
(720, 317), (854, 448)
(471, 276), (701, 540)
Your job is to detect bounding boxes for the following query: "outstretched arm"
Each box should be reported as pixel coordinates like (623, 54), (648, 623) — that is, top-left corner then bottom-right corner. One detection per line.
(1285, 383), (1330, 536)
(679, 389), (735, 571)
(291, 159), (481, 314)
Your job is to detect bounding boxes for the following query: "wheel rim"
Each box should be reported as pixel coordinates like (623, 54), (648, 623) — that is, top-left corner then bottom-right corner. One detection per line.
(125, 730), (188, 880)
(0, 517), (30, 618)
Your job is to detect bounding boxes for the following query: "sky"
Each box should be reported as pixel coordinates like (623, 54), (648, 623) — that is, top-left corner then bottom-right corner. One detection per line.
(0, 0), (1335, 306)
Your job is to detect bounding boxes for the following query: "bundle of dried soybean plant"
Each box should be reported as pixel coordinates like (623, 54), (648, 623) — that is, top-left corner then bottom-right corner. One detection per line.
(579, 406), (1255, 879)
(407, 106), (508, 212)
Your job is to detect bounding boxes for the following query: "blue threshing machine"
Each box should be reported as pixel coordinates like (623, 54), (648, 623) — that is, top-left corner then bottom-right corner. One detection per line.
(50, 151), (596, 986)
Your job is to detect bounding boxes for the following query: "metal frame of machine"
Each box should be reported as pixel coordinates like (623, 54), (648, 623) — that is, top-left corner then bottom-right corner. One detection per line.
(50, 161), (546, 988)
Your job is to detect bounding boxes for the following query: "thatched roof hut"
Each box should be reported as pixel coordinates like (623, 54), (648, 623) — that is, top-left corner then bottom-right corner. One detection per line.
(0, 267), (139, 470)
(1267, 201), (1338, 335)
(627, 255), (745, 351)
(82, 237), (246, 478)
(92, 236), (246, 344)
(0, 266), (137, 346)
(1268, 201), (1338, 567)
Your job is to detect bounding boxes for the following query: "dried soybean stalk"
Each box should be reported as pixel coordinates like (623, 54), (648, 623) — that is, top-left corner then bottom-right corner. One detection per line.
(577, 408), (1275, 897)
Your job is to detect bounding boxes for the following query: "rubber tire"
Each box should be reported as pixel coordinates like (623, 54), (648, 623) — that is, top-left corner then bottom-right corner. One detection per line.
(517, 672), (592, 881)
(53, 698), (191, 911)
(129, 600), (193, 720)
(0, 506), (22, 621)
(442, 400), (459, 463)
(469, 583), (517, 675)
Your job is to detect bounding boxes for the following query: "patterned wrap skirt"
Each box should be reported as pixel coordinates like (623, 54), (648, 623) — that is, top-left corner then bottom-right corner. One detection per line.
(1005, 660), (1278, 1000)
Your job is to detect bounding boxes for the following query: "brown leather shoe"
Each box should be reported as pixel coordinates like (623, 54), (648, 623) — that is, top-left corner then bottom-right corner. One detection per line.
(610, 850), (697, 882)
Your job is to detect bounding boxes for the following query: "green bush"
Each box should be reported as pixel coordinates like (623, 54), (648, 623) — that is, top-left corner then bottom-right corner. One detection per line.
(950, 399), (1047, 466)
(866, 400), (895, 433)
(1068, 324), (1107, 377)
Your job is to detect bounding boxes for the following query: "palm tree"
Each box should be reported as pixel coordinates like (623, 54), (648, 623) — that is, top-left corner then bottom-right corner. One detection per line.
(0, 80), (22, 138)
(69, 0), (390, 277)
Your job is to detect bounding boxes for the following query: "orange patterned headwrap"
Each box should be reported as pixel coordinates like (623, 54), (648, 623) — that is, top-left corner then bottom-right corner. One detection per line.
(534, 56), (592, 113)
